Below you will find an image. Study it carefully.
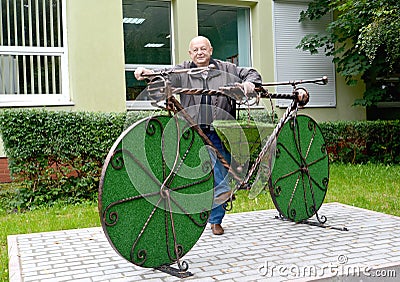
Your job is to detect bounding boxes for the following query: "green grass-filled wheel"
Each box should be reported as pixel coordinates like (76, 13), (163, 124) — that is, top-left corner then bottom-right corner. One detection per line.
(98, 115), (214, 269)
(269, 114), (329, 222)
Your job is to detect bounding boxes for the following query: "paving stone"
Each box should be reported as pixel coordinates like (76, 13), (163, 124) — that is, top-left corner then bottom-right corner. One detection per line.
(194, 269), (224, 278)
(39, 277), (73, 282)
(38, 267), (69, 275)
(7, 203), (400, 281)
(23, 274), (55, 281)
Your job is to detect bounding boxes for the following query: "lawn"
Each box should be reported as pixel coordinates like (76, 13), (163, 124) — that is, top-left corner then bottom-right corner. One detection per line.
(1, 163), (399, 281)
(230, 163), (400, 216)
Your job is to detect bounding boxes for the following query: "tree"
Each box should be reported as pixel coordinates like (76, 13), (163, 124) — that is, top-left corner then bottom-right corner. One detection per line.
(297, 0), (400, 106)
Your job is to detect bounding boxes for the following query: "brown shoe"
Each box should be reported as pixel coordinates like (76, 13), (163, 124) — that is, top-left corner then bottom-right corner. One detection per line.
(211, 224), (224, 235)
(214, 191), (234, 205)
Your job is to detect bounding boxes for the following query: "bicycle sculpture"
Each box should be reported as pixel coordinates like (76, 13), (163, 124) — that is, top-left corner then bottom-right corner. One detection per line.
(98, 67), (329, 277)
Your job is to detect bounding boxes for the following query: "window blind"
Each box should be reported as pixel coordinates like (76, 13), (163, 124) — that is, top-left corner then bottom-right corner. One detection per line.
(273, 0), (336, 107)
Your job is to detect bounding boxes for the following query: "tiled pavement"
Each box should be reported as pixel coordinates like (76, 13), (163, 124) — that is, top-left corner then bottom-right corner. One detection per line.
(8, 202), (400, 281)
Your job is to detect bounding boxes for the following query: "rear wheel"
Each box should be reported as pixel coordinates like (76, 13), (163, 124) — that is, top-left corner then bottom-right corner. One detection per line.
(269, 114), (329, 222)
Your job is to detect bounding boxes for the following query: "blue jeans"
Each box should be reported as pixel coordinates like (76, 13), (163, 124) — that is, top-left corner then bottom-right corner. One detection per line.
(206, 131), (231, 224)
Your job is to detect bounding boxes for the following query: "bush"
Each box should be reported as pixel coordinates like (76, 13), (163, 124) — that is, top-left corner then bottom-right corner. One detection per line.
(0, 108), (398, 210)
(0, 109), (161, 210)
(319, 120), (400, 164)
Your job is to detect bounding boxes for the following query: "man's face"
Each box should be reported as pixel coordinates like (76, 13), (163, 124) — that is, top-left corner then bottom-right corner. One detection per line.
(188, 38), (213, 67)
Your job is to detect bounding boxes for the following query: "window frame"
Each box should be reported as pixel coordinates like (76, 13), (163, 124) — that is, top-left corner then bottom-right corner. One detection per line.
(123, 1), (256, 109)
(0, 0), (71, 108)
(197, 3), (253, 67)
(123, 0), (174, 107)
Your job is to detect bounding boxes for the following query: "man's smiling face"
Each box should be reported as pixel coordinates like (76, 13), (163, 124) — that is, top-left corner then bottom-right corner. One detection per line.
(188, 37), (213, 67)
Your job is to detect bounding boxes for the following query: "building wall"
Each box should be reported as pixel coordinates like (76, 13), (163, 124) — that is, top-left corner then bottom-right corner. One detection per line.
(0, 0), (366, 181)
(21, 0), (364, 120)
(65, 0), (126, 112)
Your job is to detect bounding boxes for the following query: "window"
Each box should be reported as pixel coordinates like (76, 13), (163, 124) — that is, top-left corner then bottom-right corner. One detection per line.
(0, 0), (69, 107)
(273, 0), (336, 107)
(198, 4), (251, 67)
(123, 0), (172, 101)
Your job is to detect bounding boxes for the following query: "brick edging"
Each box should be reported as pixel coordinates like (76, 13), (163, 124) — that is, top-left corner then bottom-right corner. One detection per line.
(0, 157), (11, 183)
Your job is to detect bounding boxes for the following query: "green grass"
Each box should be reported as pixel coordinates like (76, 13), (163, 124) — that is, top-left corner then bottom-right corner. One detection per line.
(325, 163), (400, 215)
(1, 163), (399, 281)
(229, 163), (400, 217)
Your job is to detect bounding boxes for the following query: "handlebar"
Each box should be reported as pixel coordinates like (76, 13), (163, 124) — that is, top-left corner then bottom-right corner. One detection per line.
(261, 76), (328, 87)
(142, 69), (327, 107)
(140, 67), (328, 88)
(140, 65), (216, 78)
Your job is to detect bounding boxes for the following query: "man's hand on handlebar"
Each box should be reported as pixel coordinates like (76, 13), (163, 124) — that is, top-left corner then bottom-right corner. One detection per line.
(235, 81), (256, 96)
(295, 87), (309, 107)
(134, 67), (154, 80)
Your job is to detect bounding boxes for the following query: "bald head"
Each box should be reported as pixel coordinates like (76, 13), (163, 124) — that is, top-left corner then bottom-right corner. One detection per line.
(188, 36), (213, 67)
(189, 36), (212, 50)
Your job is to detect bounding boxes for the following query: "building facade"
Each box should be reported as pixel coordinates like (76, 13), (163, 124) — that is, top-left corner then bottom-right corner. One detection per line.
(0, 0), (366, 181)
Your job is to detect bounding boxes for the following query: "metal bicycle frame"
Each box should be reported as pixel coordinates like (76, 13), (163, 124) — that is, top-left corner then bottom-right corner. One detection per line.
(148, 73), (328, 198)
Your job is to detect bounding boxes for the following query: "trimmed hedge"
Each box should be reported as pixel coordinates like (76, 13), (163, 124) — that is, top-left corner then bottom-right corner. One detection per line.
(0, 109), (398, 210)
(319, 120), (400, 164)
(0, 109), (159, 209)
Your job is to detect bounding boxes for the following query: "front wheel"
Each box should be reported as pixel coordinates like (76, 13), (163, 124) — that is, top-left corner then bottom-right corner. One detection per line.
(98, 115), (214, 268)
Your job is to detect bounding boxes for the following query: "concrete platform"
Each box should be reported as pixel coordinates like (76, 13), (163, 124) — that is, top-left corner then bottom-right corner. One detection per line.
(8, 203), (400, 281)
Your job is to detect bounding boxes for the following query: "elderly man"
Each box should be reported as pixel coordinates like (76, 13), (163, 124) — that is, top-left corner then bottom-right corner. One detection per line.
(135, 36), (262, 235)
